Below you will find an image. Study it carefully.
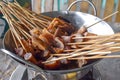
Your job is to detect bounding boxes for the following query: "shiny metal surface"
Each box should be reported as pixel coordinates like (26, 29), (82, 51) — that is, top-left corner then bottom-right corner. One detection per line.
(3, 11), (114, 80)
(0, 49), (48, 80)
(10, 65), (102, 80)
(9, 65), (28, 80)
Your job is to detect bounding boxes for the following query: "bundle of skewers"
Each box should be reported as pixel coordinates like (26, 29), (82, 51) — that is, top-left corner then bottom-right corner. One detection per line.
(0, 1), (120, 70)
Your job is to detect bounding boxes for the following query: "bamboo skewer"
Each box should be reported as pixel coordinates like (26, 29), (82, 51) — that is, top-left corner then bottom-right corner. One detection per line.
(12, 2), (50, 28)
(44, 46), (120, 63)
(52, 51), (112, 56)
(13, 24), (29, 39)
(86, 11), (119, 29)
(43, 35), (120, 63)
(6, 7), (35, 29)
(81, 46), (120, 61)
(65, 37), (120, 52)
(1, 9), (27, 52)
(10, 30), (18, 48)
(10, 26), (27, 52)
(1, 5), (32, 30)
(64, 42), (120, 52)
(21, 5), (53, 21)
(72, 35), (111, 39)
(1, 2), (49, 30)
(68, 35), (120, 46)
(12, 20), (31, 38)
(1, 7), (31, 39)
(64, 45), (120, 57)
(69, 55), (120, 60)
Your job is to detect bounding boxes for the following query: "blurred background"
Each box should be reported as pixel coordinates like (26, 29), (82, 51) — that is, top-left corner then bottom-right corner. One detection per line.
(4, 0), (120, 22)
(1, 0), (120, 38)
(30, 0), (120, 22)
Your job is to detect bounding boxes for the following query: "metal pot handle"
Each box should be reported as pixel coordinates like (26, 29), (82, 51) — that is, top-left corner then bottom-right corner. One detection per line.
(67, 0), (97, 16)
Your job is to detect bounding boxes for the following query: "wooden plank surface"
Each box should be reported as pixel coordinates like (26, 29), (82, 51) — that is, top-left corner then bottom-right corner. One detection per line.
(104, 0), (114, 22)
(31, 0), (41, 13)
(31, 0), (120, 22)
(116, 0), (120, 22)
(44, 0), (54, 12)
(77, 0), (120, 22)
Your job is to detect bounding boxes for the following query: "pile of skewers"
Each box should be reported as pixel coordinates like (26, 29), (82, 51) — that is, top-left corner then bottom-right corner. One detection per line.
(1, 1), (120, 70)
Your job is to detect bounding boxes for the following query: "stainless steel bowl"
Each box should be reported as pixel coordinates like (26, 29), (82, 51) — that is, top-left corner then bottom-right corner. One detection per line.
(2, 0), (114, 80)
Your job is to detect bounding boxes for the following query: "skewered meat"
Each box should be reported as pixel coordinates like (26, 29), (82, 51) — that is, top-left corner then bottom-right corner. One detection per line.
(48, 18), (75, 36)
(15, 17), (97, 70)
(21, 38), (34, 53)
(77, 26), (87, 35)
(30, 28), (41, 37)
(31, 36), (46, 51)
(72, 33), (83, 42)
(61, 36), (73, 43)
(44, 57), (61, 70)
(83, 32), (97, 42)
(77, 58), (87, 68)
(39, 28), (55, 46)
(47, 18), (59, 34)
(24, 53), (37, 64)
(60, 59), (69, 64)
(54, 27), (66, 37)
(54, 37), (64, 53)
(33, 49), (50, 61)
(42, 50), (51, 60)
(15, 47), (25, 57)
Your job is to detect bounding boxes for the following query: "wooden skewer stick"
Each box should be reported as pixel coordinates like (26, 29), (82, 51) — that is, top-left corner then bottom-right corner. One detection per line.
(72, 35), (111, 39)
(52, 51), (112, 56)
(13, 23), (30, 39)
(68, 35), (120, 46)
(7, 6), (35, 29)
(67, 39), (102, 45)
(10, 27), (27, 52)
(10, 2), (52, 22)
(13, 20), (31, 38)
(10, 3), (49, 29)
(5, 3), (38, 29)
(25, 9), (52, 22)
(53, 46), (120, 60)
(32, 18), (49, 26)
(43, 35), (119, 63)
(6, 15), (27, 52)
(19, 2), (53, 21)
(54, 44), (120, 57)
(65, 40), (120, 52)
(64, 43), (119, 52)
(1, 5), (32, 30)
(82, 46), (120, 60)
(67, 38), (99, 45)
(0, 5), (29, 52)
(12, 2), (50, 27)
(69, 55), (120, 60)
(10, 30), (18, 48)
(86, 11), (119, 29)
